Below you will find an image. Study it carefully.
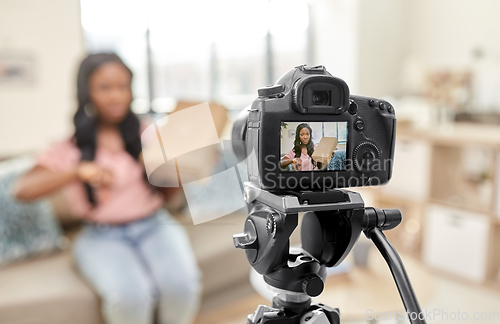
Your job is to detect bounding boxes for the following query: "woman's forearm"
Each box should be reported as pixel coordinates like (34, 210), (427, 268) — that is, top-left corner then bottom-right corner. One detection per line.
(280, 158), (294, 168)
(13, 166), (79, 201)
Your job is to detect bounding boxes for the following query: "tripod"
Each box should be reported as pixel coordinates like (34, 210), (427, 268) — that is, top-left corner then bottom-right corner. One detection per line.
(233, 183), (427, 324)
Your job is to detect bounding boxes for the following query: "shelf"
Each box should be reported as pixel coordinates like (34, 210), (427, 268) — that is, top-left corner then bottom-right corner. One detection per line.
(486, 225), (500, 285)
(397, 123), (500, 149)
(376, 192), (427, 206)
(486, 280), (500, 292)
(375, 123), (500, 292)
(428, 198), (494, 217)
(430, 144), (496, 215)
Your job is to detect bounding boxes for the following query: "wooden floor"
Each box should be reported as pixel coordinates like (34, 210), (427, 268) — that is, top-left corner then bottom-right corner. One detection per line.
(192, 274), (361, 324)
(193, 283), (269, 324)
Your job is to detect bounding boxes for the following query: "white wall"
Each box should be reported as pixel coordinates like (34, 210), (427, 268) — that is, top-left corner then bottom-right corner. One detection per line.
(406, 0), (500, 69)
(312, 0), (500, 102)
(310, 0), (359, 93)
(357, 0), (408, 98)
(406, 0), (500, 110)
(310, 0), (408, 98)
(0, 0), (85, 157)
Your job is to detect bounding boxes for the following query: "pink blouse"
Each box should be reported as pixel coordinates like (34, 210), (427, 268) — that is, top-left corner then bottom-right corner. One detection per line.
(36, 138), (164, 224)
(284, 145), (317, 171)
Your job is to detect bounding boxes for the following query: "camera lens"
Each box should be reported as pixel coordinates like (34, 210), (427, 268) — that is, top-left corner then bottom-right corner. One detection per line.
(312, 91), (330, 106)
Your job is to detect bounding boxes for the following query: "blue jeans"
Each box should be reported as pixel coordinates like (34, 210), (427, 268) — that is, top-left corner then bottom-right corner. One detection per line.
(73, 209), (202, 324)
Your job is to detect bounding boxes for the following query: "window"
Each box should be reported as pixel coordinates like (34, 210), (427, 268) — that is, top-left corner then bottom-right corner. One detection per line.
(80, 0), (309, 117)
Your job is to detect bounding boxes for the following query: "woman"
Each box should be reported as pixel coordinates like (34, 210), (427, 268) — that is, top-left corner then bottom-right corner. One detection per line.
(280, 123), (318, 171)
(14, 53), (201, 324)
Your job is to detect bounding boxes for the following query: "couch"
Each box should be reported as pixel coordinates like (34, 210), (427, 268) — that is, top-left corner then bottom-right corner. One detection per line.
(0, 155), (251, 324)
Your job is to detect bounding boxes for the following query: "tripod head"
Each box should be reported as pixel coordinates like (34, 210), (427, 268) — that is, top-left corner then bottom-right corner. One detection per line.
(233, 183), (424, 324)
(234, 183), (400, 297)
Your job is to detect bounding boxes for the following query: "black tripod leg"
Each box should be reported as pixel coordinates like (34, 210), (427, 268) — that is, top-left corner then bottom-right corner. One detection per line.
(367, 228), (427, 324)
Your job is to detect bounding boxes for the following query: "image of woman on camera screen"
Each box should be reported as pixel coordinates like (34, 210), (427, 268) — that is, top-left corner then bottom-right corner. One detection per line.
(280, 123), (333, 171)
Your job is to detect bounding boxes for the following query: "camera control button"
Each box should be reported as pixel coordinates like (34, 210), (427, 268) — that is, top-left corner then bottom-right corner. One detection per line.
(258, 84), (285, 97)
(379, 102), (386, 110)
(353, 142), (381, 172)
(348, 100), (358, 115)
(355, 119), (365, 131)
(369, 100), (377, 107)
(388, 105), (394, 113)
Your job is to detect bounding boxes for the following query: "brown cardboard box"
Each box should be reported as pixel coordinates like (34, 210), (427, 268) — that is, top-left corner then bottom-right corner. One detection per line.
(312, 137), (338, 165)
(144, 101), (228, 184)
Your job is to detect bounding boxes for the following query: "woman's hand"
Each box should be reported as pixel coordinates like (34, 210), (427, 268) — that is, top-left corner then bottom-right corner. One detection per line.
(292, 158), (302, 171)
(77, 161), (113, 188)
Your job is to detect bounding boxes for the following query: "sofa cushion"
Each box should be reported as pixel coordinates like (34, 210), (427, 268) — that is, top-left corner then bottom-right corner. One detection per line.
(0, 250), (103, 324)
(179, 211), (251, 296)
(0, 156), (65, 267)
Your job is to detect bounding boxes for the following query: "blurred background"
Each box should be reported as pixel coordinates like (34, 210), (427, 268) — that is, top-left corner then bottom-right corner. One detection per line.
(1, 0), (500, 323)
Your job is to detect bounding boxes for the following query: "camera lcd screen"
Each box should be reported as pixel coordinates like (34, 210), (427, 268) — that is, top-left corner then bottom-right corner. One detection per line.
(280, 121), (347, 172)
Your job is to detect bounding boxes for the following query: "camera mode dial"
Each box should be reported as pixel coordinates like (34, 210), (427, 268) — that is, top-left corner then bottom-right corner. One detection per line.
(353, 142), (381, 172)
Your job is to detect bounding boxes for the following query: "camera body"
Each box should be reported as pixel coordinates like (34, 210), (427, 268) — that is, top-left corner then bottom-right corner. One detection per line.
(232, 65), (396, 192)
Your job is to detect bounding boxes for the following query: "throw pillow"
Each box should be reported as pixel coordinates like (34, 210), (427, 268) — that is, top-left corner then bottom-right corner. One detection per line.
(0, 156), (64, 267)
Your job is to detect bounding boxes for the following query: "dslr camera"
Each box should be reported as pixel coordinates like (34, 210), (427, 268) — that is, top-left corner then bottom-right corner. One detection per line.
(231, 66), (426, 324)
(232, 64), (396, 193)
